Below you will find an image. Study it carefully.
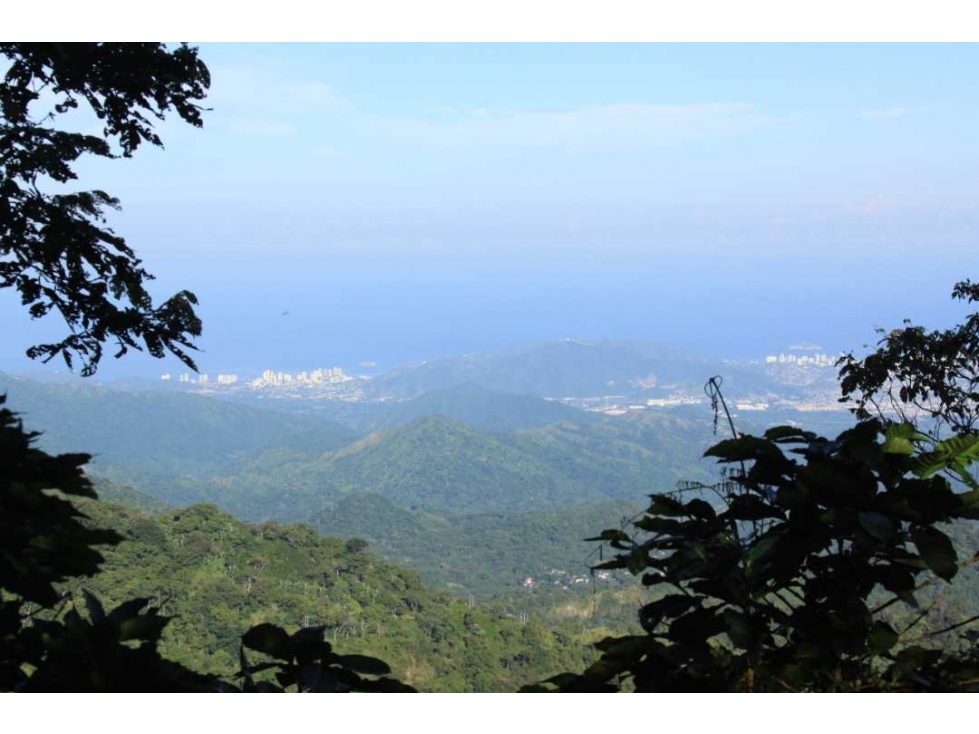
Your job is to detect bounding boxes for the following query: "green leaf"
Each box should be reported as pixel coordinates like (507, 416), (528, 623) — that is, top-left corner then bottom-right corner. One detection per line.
(764, 425), (817, 443)
(355, 678), (417, 693)
(81, 589), (105, 623)
(645, 495), (686, 517)
(594, 634), (658, 658)
(868, 621), (899, 655)
(118, 613), (169, 642)
(913, 435), (979, 478)
(584, 528), (631, 543)
(746, 535), (779, 567)
(684, 499), (717, 520)
(334, 654), (392, 676)
(722, 609), (756, 650)
(911, 527), (958, 581)
(889, 645), (943, 679)
(874, 563), (916, 595)
(633, 516), (683, 534)
(958, 489), (979, 519)
(882, 423), (916, 455)
(592, 557), (629, 571)
(726, 495), (782, 522)
(705, 435), (779, 462)
(107, 597), (152, 625)
(857, 511), (896, 541)
(639, 595), (699, 631)
(670, 608), (724, 644)
(955, 467), (979, 491)
(626, 550), (649, 575)
(242, 623), (293, 661)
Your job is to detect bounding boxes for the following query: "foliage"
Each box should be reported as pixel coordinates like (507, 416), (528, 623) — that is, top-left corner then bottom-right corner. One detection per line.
(0, 43), (209, 375)
(3, 375), (710, 521)
(0, 394), (209, 690)
(3, 372), (714, 602)
(0, 395), (117, 608)
(70, 499), (594, 692)
(839, 279), (979, 435)
(0, 45), (420, 692)
(531, 419), (979, 692)
(13, 593), (220, 692)
(103, 411), (711, 519)
(238, 622), (414, 692)
(89, 476), (170, 514)
(0, 395), (414, 691)
(314, 492), (641, 599)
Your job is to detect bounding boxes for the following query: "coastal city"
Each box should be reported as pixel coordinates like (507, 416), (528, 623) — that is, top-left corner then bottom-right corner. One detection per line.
(162, 365), (367, 402)
(158, 343), (846, 418)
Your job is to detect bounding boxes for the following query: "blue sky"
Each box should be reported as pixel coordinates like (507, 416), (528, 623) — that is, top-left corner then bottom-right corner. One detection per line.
(3, 43), (978, 376)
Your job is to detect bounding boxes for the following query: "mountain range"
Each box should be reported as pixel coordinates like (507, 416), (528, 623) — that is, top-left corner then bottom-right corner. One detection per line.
(2, 367), (723, 597)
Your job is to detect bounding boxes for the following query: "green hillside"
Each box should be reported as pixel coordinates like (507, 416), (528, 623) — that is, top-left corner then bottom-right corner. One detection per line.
(3, 374), (718, 600)
(208, 414), (716, 519)
(0, 373), (355, 477)
(312, 493), (643, 597)
(70, 499), (596, 692)
(91, 477), (171, 514)
(366, 339), (725, 399)
(360, 382), (588, 433)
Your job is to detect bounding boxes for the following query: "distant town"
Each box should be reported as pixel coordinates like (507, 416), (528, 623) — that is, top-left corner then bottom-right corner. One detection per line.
(764, 352), (837, 367)
(159, 345), (846, 416)
(161, 365), (367, 402)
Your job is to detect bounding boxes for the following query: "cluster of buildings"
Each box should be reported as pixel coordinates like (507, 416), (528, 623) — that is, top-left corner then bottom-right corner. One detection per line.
(764, 352), (837, 367)
(160, 367), (351, 389)
(161, 373), (237, 385)
(201, 374), (239, 385)
(250, 367), (350, 388)
(521, 568), (613, 590)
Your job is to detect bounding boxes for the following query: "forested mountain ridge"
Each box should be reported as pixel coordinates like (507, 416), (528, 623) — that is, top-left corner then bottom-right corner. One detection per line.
(0, 373), (355, 477)
(70, 497), (597, 692)
(312, 493), (643, 597)
(1, 372), (717, 600)
(362, 339), (830, 402)
(2, 371), (715, 517)
(85, 412), (715, 546)
(354, 382), (588, 434)
(365, 340), (725, 399)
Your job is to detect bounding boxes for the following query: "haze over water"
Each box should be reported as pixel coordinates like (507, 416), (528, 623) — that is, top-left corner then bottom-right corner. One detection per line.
(2, 43), (976, 378)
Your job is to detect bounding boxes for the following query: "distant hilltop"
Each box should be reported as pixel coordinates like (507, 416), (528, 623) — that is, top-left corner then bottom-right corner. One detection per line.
(789, 342), (823, 351)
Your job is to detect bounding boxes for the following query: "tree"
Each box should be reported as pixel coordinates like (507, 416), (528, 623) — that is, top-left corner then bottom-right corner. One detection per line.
(0, 395), (217, 690)
(839, 280), (979, 436)
(526, 282), (979, 693)
(528, 412), (979, 693)
(1, 43), (208, 376)
(345, 537), (370, 554)
(0, 43), (413, 693)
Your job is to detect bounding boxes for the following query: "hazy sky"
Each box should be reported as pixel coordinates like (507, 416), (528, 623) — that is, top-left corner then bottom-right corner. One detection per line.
(3, 43), (978, 376)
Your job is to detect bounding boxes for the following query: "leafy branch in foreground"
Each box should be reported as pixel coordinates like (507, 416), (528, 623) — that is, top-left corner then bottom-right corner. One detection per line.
(1, 43), (208, 375)
(529, 419), (979, 692)
(839, 279), (979, 436)
(238, 623), (415, 692)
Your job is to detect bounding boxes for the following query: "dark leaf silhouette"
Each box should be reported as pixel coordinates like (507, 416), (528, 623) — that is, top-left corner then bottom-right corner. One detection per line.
(1, 43), (208, 375)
